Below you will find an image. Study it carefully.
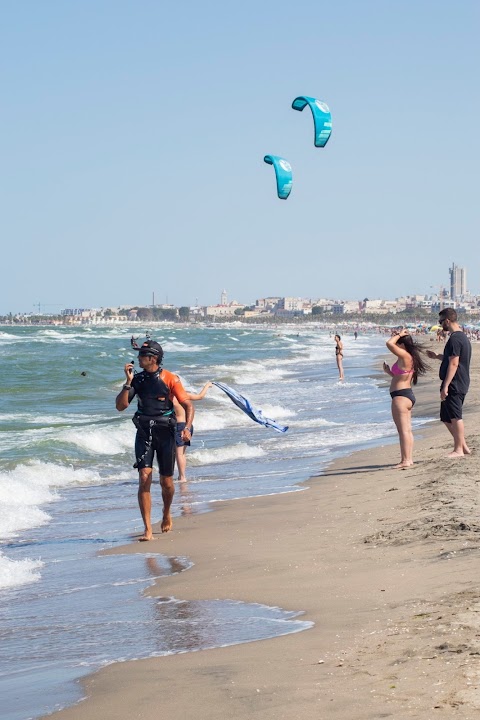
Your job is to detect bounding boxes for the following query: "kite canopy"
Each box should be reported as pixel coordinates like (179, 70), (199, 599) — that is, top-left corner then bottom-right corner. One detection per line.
(263, 155), (293, 200)
(291, 96), (332, 148)
(212, 381), (288, 433)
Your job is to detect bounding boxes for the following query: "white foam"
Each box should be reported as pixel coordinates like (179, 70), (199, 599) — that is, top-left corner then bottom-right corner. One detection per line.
(0, 504), (51, 539)
(0, 462), (103, 541)
(0, 412), (106, 426)
(193, 402), (293, 432)
(188, 443), (265, 466)
(59, 423), (133, 455)
(211, 360), (293, 386)
(291, 417), (341, 428)
(0, 427), (57, 453)
(162, 341), (209, 353)
(258, 404), (295, 420)
(278, 421), (395, 453)
(193, 411), (231, 432)
(0, 552), (44, 590)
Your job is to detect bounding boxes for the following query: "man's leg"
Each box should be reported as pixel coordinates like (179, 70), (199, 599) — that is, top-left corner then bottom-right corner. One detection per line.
(158, 425), (176, 533)
(138, 468), (154, 540)
(176, 446), (187, 482)
(160, 475), (175, 532)
(444, 419), (469, 457)
(441, 394), (470, 457)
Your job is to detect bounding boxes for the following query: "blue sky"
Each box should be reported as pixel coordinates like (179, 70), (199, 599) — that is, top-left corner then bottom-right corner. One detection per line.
(1, 0), (479, 313)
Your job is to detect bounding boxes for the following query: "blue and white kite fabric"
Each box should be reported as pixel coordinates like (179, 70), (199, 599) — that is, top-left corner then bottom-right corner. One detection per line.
(263, 155), (293, 200)
(212, 381), (288, 433)
(291, 96), (332, 148)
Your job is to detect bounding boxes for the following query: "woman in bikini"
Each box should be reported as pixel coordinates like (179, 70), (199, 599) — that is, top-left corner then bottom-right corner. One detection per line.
(334, 334), (344, 380)
(383, 328), (429, 468)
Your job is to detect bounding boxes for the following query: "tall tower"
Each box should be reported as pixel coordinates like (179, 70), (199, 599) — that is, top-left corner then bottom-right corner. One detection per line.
(220, 289), (227, 306)
(449, 263), (467, 300)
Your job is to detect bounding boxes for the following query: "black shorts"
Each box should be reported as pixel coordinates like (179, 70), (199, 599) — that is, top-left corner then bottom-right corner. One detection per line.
(176, 422), (194, 447)
(133, 416), (176, 475)
(440, 393), (465, 423)
(390, 388), (416, 407)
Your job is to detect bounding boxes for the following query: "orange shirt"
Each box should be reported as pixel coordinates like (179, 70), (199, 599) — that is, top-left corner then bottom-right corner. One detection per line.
(160, 369), (189, 405)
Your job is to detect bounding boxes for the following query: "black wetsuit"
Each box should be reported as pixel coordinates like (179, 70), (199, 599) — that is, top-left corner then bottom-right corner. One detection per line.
(128, 370), (177, 474)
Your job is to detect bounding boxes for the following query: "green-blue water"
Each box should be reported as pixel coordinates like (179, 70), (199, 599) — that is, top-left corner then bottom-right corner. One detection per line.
(0, 323), (432, 720)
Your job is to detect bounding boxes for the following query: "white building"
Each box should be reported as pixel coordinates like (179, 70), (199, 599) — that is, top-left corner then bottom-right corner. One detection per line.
(450, 263), (467, 300)
(204, 303), (244, 318)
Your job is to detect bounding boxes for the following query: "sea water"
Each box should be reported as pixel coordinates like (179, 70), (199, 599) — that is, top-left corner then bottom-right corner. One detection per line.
(0, 324), (433, 719)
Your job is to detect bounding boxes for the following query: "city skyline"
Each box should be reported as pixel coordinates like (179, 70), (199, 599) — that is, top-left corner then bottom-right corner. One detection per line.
(6, 266), (480, 321)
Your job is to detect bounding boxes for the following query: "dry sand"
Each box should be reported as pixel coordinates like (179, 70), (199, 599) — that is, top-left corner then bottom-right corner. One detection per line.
(44, 344), (480, 720)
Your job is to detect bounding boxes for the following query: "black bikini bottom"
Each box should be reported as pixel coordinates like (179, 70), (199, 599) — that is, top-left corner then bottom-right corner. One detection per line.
(390, 388), (416, 407)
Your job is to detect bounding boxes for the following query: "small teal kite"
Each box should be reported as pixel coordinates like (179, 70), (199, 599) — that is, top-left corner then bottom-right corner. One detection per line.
(263, 155), (293, 200)
(291, 96), (332, 148)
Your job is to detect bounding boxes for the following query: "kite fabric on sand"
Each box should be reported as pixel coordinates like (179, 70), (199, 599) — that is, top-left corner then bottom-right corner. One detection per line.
(212, 381), (289, 433)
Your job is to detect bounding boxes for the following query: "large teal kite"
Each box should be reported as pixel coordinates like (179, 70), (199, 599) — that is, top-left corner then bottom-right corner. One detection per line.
(291, 96), (332, 148)
(263, 155), (293, 200)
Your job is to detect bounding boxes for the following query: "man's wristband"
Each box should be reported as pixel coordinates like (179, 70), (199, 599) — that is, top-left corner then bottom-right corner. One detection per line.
(123, 384), (131, 391)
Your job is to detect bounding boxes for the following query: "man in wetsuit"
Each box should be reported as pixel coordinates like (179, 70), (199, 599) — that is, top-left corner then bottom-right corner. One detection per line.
(427, 308), (471, 457)
(115, 341), (194, 539)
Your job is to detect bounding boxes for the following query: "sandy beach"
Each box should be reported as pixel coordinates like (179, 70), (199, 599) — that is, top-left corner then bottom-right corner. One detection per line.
(43, 344), (480, 720)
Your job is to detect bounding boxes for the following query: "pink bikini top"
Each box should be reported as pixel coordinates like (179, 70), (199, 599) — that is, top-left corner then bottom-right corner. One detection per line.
(391, 361), (413, 376)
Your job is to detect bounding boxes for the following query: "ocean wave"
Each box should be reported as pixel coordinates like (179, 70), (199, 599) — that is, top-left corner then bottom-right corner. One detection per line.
(193, 410), (234, 432)
(278, 421), (395, 454)
(257, 404), (296, 419)
(0, 461), (105, 544)
(162, 341), (210, 353)
(0, 552), (44, 590)
(192, 402), (294, 432)
(290, 417), (341, 428)
(0, 412), (107, 427)
(188, 443), (265, 466)
(59, 423), (133, 455)
(0, 427), (57, 453)
(211, 360), (293, 386)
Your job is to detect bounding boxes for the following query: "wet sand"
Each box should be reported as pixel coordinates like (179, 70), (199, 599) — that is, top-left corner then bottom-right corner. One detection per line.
(43, 344), (480, 720)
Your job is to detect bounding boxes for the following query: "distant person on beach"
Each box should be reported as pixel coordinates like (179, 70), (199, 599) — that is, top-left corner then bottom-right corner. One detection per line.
(115, 341), (194, 540)
(334, 334), (344, 380)
(173, 380), (213, 483)
(354, 330), (358, 341)
(383, 328), (429, 468)
(426, 308), (472, 457)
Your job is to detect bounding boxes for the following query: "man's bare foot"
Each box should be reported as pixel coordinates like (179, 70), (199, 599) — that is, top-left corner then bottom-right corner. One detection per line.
(464, 446), (472, 455)
(161, 513), (173, 533)
(394, 462), (414, 469)
(178, 476), (186, 483)
(446, 451), (465, 458)
(138, 531), (153, 542)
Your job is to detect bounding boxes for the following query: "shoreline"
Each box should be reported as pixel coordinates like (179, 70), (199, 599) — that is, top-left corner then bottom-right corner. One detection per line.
(41, 349), (480, 720)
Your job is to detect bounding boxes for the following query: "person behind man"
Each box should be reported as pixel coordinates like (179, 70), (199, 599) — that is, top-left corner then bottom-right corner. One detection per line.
(426, 308), (471, 457)
(115, 341), (194, 540)
(172, 381), (213, 483)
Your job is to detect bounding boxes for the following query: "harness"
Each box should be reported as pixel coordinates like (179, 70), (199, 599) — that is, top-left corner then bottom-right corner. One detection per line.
(131, 369), (176, 468)
(131, 369), (174, 417)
